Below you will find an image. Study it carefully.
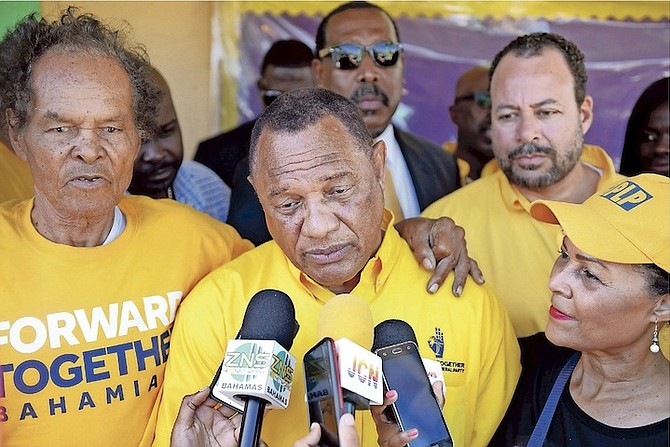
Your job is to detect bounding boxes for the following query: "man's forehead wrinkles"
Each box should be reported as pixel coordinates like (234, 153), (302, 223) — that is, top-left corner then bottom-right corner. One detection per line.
(268, 152), (342, 174)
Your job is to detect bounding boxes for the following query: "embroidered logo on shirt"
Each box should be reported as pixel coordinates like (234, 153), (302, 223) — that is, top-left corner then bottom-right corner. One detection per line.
(428, 327), (444, 358)
(427, 327), (466, 373)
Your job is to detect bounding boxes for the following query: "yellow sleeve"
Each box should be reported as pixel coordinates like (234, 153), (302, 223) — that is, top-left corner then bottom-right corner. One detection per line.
(471, 284), (521, 447)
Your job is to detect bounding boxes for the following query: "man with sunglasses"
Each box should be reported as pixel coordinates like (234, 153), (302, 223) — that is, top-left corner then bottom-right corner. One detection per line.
(194, 39), (315, 189)
(444, 66), (494, 183)
(312, 1), (460, 221)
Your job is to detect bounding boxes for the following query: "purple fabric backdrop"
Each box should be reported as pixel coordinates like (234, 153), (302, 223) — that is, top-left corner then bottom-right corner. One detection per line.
(233, 13), (669, 168)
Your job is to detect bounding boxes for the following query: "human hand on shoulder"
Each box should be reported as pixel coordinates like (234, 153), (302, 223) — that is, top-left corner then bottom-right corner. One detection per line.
(395, 217), (484, 296)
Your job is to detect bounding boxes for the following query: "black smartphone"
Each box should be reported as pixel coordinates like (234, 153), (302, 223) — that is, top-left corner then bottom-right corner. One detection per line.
(376, 341), (454, 447)
(303, 337), (344, 447)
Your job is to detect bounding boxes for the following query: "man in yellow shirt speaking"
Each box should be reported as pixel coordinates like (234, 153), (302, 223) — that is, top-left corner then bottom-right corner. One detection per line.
(154, 88), (520, 447)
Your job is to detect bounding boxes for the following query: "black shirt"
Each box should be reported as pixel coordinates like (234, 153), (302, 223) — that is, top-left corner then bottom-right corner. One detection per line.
(490, 333), (669, 446)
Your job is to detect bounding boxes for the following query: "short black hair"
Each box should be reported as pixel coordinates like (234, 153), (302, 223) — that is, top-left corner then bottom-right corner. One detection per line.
(619, 77), (670, 176)
(489, 32), (588, 106)
(315, 1), (401, 58)
(260, 39), (314, 75)
(249, 87), (373, 176)
(0, 7), (161, 138)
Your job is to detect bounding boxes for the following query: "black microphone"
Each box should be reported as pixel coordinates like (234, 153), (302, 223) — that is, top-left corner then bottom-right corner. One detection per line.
(373, 319), (454, 447)
(210, 289), (299, 447)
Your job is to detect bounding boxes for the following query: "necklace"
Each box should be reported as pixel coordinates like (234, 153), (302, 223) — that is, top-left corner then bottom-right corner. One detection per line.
(167, 185), (175, 200)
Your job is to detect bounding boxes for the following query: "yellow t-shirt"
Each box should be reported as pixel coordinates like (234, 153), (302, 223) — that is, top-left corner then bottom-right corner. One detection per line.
(423, 145), (624, 337)
(155, 211), (520, 447)
(0, 141), (33, 203)
(0, 196), (252, 447)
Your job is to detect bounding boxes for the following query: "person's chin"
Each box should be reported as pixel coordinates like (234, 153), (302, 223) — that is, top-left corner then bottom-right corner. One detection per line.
(361, 113), (389, 137)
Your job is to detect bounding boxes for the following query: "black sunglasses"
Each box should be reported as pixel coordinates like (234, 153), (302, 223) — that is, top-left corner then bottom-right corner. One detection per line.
(454, 91), (491, 109)
(261, 89), (284, 107)
(318, 41), (403, 70)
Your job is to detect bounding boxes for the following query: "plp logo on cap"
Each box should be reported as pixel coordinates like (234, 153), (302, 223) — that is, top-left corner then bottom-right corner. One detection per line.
(530, 174), (669, 273)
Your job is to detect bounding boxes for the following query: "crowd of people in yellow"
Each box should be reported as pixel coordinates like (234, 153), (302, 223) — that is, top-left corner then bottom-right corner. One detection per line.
(0, 2), (667, 447)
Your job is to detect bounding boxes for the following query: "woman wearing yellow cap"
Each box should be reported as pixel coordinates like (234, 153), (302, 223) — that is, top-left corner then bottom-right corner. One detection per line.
(490, 173), (669, 446)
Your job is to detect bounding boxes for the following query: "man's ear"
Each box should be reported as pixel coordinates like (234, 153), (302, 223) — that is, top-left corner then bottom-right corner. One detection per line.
(371, 140), (387, 190)
(579, 95), (594, 135)
(312, 58), (324, 86)
(448, 103), (461, 126)
(5, 109), (27, 161)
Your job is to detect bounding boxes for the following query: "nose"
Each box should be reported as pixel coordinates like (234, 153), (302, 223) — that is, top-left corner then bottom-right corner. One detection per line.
(654, 131), (669, 153)
(139, 138), (164, 162)
(547, 259), (572, 299)
(356, 51), (380, 84)
(300, 196), (339, 240)
(516, 113), (541, 144)
(71, 128), (105, 163)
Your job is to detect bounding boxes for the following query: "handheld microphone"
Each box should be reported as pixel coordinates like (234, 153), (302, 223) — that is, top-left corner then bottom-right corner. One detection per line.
(316, 293), (383, 415)
(210, 289), (299, 447)
(373, 319), (453, 447)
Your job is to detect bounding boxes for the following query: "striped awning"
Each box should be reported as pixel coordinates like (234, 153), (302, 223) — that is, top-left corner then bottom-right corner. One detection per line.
(233, 1), (669, 22)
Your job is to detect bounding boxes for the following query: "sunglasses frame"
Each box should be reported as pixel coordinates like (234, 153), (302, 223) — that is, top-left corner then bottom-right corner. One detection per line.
(318, 41), (404, 70)
(453, 91), (491, 109)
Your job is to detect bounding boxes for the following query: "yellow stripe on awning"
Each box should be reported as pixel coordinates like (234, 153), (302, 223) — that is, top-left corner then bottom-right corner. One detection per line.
(234, 1), (669, 22)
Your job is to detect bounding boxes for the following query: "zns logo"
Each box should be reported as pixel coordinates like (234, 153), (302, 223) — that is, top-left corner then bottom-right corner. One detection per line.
(600, 181), (653, 211)
(428, 327), (444, 358)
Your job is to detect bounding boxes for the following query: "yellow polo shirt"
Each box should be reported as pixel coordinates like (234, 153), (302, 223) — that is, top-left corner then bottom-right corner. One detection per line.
(0, 141), (33, 203)
(154, 211), (520, 447)
(423, 145), (624, 337)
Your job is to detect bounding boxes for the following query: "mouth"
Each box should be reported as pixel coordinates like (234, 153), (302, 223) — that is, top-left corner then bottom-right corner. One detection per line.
(69, 174), (106, 186)
(146, 166), (174, 182)
(355, 96), (385, 112)
(549, 305), (574, 321)
(514, 154), (547, 168)
(304, 244), (350, 264)
(650, 158), (670, 173)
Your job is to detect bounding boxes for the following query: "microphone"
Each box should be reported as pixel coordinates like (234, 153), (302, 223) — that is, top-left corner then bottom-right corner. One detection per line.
(316, 293), (383, 415)
(210, 289), (299, 447)
(372, 319), (453, 447)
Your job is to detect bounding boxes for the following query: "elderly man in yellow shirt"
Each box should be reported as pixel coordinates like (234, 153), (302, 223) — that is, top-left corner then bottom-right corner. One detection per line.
(154, 88), (520, 447)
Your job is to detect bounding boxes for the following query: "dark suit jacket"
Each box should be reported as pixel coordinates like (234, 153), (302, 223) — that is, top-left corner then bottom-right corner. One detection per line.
(193, 119), (256, 188)
(226, 127), (460, 246)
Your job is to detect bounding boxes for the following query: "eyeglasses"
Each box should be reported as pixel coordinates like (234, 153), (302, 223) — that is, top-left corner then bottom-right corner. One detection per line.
(261, 89), (284, 107)
(318, 41), (403, 70)
(454, 91), (491, 109)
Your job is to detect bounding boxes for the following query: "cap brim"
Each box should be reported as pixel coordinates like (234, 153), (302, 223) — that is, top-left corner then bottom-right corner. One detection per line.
(530, 200), (653, 266)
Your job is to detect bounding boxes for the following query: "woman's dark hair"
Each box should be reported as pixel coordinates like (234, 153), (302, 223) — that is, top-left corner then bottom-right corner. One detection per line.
(619, 77), (669, 176)
(638, 263), (670, 297)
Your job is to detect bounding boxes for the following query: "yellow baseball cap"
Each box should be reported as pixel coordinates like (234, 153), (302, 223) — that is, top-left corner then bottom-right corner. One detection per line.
(530, 174), (669, 273)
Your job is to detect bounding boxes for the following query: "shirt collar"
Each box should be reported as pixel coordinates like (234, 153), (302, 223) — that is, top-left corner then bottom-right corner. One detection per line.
(498, 144), (613, 213)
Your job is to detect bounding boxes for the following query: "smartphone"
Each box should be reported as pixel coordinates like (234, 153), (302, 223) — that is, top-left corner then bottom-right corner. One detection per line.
(376, 341), (454, 447)
(303, 337), (344, 447)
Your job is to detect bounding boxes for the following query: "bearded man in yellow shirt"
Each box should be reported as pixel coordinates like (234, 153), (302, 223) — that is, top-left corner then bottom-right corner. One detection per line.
(424, 32), (624, 338)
